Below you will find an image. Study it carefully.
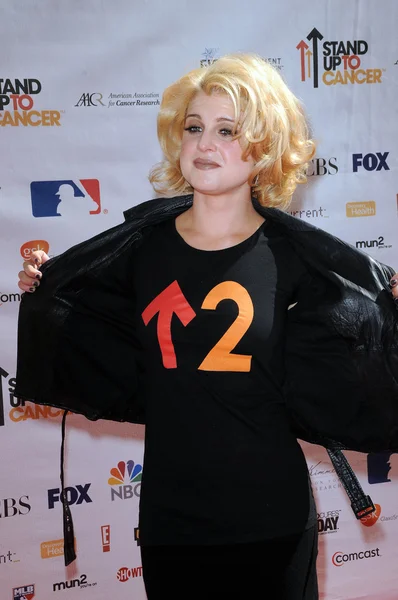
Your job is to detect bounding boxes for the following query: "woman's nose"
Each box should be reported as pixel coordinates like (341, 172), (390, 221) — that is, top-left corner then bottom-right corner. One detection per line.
(197, 130), (217, 152)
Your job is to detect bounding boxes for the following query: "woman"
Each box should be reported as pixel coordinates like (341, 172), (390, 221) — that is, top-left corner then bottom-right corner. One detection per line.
(16, 54), (398, 600)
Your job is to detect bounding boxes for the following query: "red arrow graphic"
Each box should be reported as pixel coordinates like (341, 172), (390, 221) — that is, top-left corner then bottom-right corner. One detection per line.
(296, 40), (309, 81)
(141, 280), (196, 368)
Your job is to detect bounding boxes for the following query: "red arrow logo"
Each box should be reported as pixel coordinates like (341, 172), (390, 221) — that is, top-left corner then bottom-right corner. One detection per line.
(296, 40), (309, 81)
(141, 280), (196, 368)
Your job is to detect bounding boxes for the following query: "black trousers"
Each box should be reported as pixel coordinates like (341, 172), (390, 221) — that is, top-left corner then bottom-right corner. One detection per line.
(141, 525), (318, 599)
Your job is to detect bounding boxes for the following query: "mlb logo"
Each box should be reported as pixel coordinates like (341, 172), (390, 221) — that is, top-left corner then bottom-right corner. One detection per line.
(13, 585), (35, 600)
(31, 179), (101, 217)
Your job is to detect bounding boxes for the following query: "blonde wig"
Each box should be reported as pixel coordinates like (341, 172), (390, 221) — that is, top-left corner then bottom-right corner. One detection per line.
(149, 53), (316, 209)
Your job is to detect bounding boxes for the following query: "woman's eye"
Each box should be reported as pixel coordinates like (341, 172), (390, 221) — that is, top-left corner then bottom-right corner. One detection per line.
(219, 128), (233, 136)
(184, 125), (201, 133)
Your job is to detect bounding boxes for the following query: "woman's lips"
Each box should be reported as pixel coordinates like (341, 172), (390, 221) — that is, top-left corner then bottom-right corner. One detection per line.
(193, 158), (220, 170)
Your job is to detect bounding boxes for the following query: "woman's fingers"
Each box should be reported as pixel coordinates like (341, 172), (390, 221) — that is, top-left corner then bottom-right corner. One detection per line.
(18, 250), (49, 292)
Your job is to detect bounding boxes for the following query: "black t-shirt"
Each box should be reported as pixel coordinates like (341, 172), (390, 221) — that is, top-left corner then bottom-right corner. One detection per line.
(133, 217), (312, 546)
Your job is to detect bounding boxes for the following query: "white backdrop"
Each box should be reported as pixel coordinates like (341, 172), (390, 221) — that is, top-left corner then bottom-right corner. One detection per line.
(1, 1), (398, 599)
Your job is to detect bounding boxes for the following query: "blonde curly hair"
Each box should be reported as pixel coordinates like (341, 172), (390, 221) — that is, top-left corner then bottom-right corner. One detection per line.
(149, 53), (315, 210)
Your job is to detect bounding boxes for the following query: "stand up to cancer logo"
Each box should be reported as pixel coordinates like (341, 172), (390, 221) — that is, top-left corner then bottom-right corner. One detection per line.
(297, 28), (384, 87)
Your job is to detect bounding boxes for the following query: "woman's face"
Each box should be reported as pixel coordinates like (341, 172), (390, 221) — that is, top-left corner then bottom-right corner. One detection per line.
(180, 91), (254, 196)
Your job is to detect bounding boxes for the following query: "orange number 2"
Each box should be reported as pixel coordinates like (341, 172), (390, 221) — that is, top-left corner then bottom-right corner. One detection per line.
(198, 281), (253, 372)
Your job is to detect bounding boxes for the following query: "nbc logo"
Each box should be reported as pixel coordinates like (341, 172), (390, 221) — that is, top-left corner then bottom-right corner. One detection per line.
(108, 460), (142, 501)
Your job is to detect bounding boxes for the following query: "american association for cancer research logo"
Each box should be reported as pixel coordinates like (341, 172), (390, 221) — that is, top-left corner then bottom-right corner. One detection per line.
(30, 179), (104, 217)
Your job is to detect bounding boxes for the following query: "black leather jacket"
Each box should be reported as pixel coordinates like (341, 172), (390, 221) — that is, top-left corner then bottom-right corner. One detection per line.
(15, 194), (398, 551)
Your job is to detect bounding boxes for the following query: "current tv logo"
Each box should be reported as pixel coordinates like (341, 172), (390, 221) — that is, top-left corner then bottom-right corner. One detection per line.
(48, 484), (92, 509)
(30, 179), (101, 217)
(108, 460), (142, 501)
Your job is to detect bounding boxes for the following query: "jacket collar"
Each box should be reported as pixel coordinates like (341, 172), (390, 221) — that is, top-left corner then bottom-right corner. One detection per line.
(123, 194), (393, 297)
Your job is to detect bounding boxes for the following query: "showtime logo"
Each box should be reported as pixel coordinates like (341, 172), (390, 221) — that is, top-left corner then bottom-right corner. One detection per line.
(116, 566), (143, 582)
(108, 460), (142, 501)
(332, 547), (381, 566)
(359, 504), (381, 527)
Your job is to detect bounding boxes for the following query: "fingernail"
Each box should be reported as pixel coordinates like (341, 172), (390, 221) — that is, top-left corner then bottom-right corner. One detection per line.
(35, 273), (42, 280)
(390, 279), (397, 287)
(29, 287), (36, 292)
(34, 258), (41, 265)
(32, 281), (39, 288)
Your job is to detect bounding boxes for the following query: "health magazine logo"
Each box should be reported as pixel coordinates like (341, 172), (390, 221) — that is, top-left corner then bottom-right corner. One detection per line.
(31, 179), (102, 218)
(13, 585), (35, 600)
(0, 77), (62, 127)
(0, 366), (64, 426)
(346, 201), (376, 218)
(108, 460), (142, 501)
(297, 29), (384, 88)
(41, 538), (76, 559)
(332, 547), (381, 567)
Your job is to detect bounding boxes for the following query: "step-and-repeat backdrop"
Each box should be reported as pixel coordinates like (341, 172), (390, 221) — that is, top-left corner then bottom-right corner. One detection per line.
(1, 1), (397, 598)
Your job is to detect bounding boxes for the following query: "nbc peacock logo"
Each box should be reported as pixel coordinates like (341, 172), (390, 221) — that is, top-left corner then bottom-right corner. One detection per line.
(108, 460), (142, 501)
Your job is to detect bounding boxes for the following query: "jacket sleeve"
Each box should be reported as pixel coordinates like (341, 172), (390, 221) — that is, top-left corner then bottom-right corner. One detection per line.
(284, 263), (398, 453)
(14, 220), (146, 424)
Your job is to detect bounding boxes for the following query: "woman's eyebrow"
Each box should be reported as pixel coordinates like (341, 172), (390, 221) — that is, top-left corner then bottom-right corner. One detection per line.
(185, 113), (235, 122)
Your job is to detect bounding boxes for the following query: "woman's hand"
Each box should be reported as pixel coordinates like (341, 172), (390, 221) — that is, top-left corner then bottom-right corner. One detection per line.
(18, 250), (49, 293)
